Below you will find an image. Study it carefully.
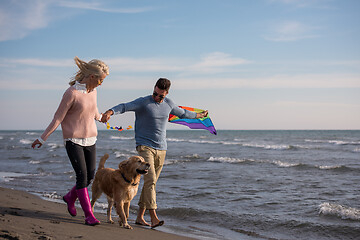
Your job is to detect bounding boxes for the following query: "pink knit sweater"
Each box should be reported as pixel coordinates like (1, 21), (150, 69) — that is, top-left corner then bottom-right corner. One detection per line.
(41, 86), (101, 141)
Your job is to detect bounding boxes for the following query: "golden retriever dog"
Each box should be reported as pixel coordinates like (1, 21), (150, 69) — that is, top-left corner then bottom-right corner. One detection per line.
(91, 154), (150, 229)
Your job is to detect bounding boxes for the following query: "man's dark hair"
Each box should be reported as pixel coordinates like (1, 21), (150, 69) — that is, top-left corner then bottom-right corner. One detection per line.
(155, 78), (171, 92)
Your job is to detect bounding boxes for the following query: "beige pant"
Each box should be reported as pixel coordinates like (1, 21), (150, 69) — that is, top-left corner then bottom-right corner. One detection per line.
(136, 145), (166, 210)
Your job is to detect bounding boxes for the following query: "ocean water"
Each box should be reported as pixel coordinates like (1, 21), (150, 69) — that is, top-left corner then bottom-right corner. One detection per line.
(0, 130), (359, 240)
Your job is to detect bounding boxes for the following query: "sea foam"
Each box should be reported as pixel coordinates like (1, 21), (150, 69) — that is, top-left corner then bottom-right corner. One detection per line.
(272, 160), (300, 168)
(305, 139), (360, 145)
(19, 139), (32, 144)
(110, 136), (133, 140)
(114, 151), (131, 158)
(319, 202), (360, 220)
(208, 156), (248, 163)
(0, 172), (31, 182)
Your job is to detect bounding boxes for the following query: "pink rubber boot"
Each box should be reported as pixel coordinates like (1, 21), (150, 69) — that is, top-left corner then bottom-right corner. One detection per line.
(63, 185), (77, 216)
(76, 188), (100, 226)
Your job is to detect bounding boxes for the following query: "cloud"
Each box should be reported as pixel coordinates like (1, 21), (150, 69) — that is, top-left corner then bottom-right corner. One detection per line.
(268, 0), (332, 8)
(106, 52), (250, 74)
(189, 52), (251, 73)
(269, 0), (311, 7)
(0, 52), (251, 90)
(105, 57), (185, 72)
(0, 56), (186, 73)
(57, 1), (154, 13)
(2, 58), (73, 67)
(0, 0), (50, 41)
(1, 55), (359, 90)
(0, 51), (249, 72)
(7, 55), (358, 71)
(264, 21), (320, 42)
(273, 101), (359, 108)
(173, 73), (360, 90)
(0, 0), (154, 42)
(196, 52), (250, 67)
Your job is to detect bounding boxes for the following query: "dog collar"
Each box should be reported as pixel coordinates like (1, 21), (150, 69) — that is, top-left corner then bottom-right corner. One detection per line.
(121, 173), (139, 186)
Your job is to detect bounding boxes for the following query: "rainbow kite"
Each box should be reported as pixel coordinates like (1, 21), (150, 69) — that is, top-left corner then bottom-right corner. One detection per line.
(105, 122), (132, 131)
(168, 106), (217, 135)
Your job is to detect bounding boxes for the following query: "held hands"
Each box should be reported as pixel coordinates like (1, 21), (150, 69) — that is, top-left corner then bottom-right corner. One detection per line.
(31, 139), (42, 149)
(196, 110), (208, 119)
(101, 110), (114, 123)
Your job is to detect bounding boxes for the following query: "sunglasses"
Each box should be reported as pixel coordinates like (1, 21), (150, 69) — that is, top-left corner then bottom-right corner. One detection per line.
(153, 91), (165, 99)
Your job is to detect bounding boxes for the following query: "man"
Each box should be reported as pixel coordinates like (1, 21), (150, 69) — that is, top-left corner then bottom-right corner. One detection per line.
(101, 78), (208, 228)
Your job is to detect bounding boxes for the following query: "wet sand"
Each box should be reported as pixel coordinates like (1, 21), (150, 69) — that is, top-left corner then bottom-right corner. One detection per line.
(0, 187), (195, 240)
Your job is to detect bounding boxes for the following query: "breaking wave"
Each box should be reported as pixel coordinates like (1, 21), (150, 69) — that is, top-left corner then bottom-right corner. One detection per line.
(208, 156), (250, 164)
(168, 137), (303, 151)
(110, 136), (134, 140)
(319, 202), (360, 221)
(19, 139), (32, 145)
(305, 139), (360, 145)
(207, 157), (358, 172)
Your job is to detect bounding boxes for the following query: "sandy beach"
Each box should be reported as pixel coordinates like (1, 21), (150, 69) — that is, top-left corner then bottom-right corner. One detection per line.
(0, 187), (195, 240)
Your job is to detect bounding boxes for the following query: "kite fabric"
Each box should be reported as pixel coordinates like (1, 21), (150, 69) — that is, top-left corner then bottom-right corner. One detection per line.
(168, 106), (217, 135)
(105, 122), (132, 131)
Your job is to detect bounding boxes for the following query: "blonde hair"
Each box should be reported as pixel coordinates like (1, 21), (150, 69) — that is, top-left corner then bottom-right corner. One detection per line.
(69, 56), (109, 86)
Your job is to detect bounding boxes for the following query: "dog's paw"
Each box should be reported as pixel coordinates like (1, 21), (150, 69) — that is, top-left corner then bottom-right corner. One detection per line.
(107, 219), (114, 224)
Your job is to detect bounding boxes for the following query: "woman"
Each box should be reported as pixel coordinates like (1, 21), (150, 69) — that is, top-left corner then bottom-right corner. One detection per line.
(31, 56), (109, 226)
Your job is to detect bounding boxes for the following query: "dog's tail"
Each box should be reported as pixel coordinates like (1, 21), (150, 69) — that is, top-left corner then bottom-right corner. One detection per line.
(98, 153), (109, 170)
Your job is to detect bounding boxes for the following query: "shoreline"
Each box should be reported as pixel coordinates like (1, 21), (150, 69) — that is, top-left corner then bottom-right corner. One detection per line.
(0, 187), (196, 240)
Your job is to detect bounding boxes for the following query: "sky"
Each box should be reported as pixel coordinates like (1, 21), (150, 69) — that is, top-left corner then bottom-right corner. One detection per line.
(0, 0), (359, 130)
